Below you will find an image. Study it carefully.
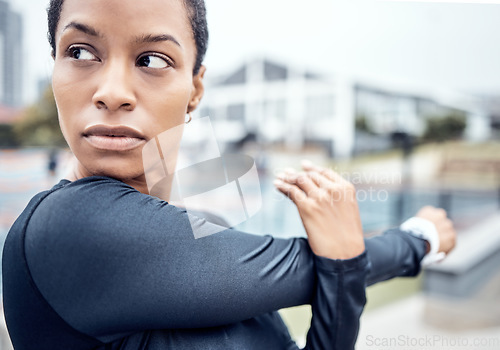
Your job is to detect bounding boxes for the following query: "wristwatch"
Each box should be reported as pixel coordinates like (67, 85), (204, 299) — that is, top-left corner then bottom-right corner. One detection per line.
(400, 217), (446, 266)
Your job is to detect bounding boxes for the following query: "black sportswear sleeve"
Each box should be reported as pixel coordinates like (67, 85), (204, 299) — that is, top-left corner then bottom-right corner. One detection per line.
(24, 177), (425, 348)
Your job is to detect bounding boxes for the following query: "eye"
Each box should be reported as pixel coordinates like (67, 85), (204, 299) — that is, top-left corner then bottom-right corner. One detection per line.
(68, 47), (98, 61)
(137, 54), (170, 69)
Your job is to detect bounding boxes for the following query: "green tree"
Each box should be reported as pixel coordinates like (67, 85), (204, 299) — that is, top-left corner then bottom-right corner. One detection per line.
(355, 113), (373, 134)
(13, 86), (66, 147)
(0, 124), (19, 147)
(422, 111), (467, 142)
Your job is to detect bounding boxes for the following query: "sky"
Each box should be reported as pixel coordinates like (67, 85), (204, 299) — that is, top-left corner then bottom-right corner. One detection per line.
(8, 0), (500, 104)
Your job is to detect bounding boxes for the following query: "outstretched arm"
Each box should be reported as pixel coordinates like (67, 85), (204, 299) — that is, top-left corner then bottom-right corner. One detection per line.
(285, 161), (456, 286)
(364, 204), (457, 285)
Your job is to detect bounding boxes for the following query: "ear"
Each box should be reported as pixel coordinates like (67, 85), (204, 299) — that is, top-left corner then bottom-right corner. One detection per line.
(187, 65), (206, 113)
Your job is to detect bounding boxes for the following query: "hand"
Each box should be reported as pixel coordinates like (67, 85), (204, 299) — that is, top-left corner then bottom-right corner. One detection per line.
(274, 161), (365, 260)
(415, 206), (456, 255)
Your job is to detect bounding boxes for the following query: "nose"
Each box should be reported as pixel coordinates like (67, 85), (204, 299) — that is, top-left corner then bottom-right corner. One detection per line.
(92, 60), (136, 112)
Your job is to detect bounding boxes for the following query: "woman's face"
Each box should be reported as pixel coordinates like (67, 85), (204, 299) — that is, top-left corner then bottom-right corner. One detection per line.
(52, 0), (205, 190)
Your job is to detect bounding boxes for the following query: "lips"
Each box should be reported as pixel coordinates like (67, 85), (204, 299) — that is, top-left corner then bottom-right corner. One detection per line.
(82, 125), (147, 151)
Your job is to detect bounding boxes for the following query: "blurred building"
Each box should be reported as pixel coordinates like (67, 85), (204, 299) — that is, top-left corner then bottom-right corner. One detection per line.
(200, 58), (490, 159)
(482, 95), (500, 138)
(354, 83), (491, 153)
(200, 58), (337, 155)
(0, 0), (23, 107)
(355, 85), (445, 136)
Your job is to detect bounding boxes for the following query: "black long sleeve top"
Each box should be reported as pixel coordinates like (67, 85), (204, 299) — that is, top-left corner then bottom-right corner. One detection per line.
(2, 176), (426, 349)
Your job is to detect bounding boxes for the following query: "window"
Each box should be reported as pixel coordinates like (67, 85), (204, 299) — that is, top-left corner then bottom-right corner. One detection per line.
(227, 103), (245, 121)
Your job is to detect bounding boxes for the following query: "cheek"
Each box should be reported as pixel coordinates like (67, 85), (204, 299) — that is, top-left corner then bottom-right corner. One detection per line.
(52, 65), (90, 145)
(52, 72), (72, 140)
(145, 80), (193, 132)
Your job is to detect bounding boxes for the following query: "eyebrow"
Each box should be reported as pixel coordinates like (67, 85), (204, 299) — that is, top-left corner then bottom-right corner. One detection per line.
(134, 34), (182, 48)
(61, 22), (181, 49)
(63, 22), (101, 37)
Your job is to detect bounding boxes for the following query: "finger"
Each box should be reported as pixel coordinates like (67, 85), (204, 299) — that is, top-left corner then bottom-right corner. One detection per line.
(308, 170), (353, 191)
(319, 167), (345, 183)
(301, 160), (328, 176)
(301, 159), (315, 171)
(417, 205), (447, 220)
(277, 169), (298, 182)
(436, 208), (447, 218)
(306, 170), (332, 189)
(301, 161), (347, 185)
(443, 218), (454, 230)
(278, 171), (319, 196)
(305, 163), (344, 183)
(273, 179), (307, 204)
(279, 170), (330, 201)
(305, 171), (344, 203)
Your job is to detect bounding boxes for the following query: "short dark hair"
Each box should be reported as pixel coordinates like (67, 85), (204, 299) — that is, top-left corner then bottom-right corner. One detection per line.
(47, 0), (208, 75)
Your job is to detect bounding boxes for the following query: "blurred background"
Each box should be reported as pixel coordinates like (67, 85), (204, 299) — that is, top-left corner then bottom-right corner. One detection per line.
(1, 0), (500, 348)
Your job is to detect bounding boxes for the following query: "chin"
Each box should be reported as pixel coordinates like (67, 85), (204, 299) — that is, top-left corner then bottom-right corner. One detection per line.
(81, 153), (145, 182)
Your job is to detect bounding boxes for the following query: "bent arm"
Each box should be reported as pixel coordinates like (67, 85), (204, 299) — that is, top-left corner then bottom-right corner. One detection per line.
(25, 177), (422, 347)
(303, 252), (369, 350)
(25, 177), (369, 346)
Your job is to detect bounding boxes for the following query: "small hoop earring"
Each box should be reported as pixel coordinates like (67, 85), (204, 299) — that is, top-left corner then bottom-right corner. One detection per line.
(185, 112), (192, 124)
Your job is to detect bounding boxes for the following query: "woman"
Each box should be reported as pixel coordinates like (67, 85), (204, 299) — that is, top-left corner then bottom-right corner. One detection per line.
(2, 0), (456, 349)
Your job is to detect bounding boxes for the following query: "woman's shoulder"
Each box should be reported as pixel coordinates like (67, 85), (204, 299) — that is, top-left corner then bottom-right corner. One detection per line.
(52, 175), (139, 197)
(24, 176), (173, 248)
(21, 175), (186, 279)
(39, 175), (158, 214)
